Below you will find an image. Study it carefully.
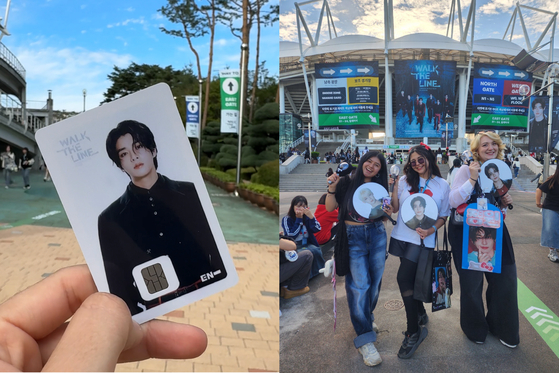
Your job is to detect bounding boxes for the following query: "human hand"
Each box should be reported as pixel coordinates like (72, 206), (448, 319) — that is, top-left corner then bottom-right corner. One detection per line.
(327, 173), (340, 190)
(295, 207), (304, 219)
(469, 161), (481, 180)
(0, 265), (207, 372)
(416, 227), (432, 240)
(303, 207), (314, 219)
(383, 203), (394, 215)
(479, 251), (493, 264)
(501, 193), (513, 206)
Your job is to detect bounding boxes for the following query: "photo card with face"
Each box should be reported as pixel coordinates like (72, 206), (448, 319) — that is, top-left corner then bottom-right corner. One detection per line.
(462, 204), (503, 274)
(352, 182), (389, 220)
(479, 159), (513, 199)
(400, 193), (439, 231)
(36, 83), (238, 324)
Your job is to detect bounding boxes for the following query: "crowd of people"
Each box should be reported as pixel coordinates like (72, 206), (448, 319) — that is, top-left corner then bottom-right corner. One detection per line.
(278, 131), (559, 367)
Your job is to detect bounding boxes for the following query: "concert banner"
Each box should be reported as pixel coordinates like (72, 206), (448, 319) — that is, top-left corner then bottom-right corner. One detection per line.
(394, 60), (456, 138)
(471, 63), (531, 130)
(528, 96), (559, 153)
(316, 61), (379, 130)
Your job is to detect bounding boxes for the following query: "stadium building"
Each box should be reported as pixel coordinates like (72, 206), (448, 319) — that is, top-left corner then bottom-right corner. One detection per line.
(279, 0), (559, 158)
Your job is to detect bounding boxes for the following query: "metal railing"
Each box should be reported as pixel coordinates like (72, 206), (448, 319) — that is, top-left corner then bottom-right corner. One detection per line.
(0, 43), (25, 79)
(0, 93), (45, 134)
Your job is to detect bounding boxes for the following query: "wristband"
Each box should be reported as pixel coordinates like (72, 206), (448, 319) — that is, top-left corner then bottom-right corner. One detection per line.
(327, 189), (336, 194)
(432, 225), (437, 232)
(470, 177), (477, 182)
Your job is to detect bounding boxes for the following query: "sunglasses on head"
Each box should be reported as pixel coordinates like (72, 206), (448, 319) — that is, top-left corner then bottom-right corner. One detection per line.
(410, 157), (426, 168)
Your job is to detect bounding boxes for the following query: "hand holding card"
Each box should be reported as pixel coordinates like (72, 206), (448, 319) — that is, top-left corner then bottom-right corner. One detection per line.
(36, 83), (238, 324)
(0, 265), (207, 371)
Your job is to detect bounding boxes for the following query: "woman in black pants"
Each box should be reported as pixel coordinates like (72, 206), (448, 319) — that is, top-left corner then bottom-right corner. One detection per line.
(448, 131), (519, 348)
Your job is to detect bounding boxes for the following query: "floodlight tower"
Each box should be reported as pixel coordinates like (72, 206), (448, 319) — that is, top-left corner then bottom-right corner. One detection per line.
(0, 0), (12, 42)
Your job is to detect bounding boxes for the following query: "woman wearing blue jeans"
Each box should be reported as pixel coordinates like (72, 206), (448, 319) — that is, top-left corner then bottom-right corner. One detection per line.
(326, 151), (394, 367)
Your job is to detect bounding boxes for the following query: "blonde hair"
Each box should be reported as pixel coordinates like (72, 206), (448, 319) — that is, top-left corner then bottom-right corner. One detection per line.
(470, 132), (505, 161)
(359, 188), (374, 202)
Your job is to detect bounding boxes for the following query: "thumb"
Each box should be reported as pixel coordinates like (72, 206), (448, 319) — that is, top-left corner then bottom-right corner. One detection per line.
(43, 292), (142, 372)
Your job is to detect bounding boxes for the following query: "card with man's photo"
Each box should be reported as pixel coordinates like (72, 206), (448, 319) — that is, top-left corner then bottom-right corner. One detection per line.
(36, 83), (238, 324)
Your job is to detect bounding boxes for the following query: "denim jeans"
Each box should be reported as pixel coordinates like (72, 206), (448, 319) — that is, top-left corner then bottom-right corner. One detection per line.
(22, 168), (30, 187)
(3, 168), (11, 186)
(345, 221), (387, 348)
(296, 243), (325, 279)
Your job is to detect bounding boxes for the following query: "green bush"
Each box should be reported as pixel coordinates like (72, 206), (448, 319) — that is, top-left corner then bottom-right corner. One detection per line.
(250, 160), (279, 187)
(226, 167), (257, 181)
(253, 102), (280, 122)
(311, 151), (320, 159)
(238, 182), (279, 201)
(199, 167), (235, 182)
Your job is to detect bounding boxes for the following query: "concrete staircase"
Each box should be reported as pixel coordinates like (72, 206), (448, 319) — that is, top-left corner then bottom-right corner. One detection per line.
(280, 163), (336, 192)
(512, 165), (539, 192)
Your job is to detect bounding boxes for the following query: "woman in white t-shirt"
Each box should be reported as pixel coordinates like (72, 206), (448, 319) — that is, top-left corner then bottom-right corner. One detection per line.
(388, 144), (450, 359)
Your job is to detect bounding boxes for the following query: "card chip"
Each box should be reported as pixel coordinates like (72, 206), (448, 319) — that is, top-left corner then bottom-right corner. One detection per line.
(141, 264), (169, 293)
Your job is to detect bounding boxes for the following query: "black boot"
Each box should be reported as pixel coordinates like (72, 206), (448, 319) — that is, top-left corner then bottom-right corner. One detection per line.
(398, 325), (428, 359)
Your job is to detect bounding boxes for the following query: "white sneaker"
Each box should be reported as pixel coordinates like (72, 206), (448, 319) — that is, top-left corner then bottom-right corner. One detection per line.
(548, 249), (559, 263)
(319, 259), (333, 277)
(500, 339), (517, 349)
(358, 342), (382, 366)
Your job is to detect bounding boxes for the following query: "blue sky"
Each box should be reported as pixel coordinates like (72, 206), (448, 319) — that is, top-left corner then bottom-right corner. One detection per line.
(1, 0), (279, 112)
(280, 0), (559, 53)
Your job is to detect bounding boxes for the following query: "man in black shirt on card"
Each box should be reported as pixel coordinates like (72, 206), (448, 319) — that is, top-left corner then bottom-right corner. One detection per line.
(98, 120), (226, 315)
(529, 97), (548, 154)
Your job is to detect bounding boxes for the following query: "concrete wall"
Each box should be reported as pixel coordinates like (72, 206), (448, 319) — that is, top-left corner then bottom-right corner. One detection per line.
(280, 154), (303, 174)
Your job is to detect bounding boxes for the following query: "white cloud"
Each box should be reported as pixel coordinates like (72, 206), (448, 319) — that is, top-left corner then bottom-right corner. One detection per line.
(126, 7), (135, 12)
(13, 45), (133, 111)
(479, 0), (514, 15)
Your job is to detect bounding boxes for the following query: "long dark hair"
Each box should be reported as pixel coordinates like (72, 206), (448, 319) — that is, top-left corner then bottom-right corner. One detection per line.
(404, 145), (442, 193)
(287, 195), (308, 220)
(449, 158), (461, 174)
(547, 166), (559, 189)
(346, 150), (388, 195)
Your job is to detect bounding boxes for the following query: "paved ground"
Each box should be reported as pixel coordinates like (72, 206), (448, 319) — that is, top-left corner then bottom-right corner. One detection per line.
(0, 170), (279, 372)
(280, 176), (559, 372)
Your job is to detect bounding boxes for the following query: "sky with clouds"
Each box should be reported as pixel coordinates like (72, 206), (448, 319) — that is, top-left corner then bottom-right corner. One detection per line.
(1, 0), (278, 112)
(280, 0), (559, 54)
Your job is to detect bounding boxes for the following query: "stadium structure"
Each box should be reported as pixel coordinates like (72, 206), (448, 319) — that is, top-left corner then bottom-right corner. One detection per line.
(279, 0), (559, 157)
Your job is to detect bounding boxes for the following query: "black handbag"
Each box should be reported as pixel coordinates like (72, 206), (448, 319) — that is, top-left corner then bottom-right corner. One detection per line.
(431, 224), (453, 312)
(333, 222), (350, 276)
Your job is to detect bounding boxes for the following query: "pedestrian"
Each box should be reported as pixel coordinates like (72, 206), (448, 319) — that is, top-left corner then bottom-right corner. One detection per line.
(281, 195), (325, 280)
(325, 150), (394, 367)
(1, 145), (16, 189)
(18, 147), (34, 190)
(448, 131), (519, 348)
(512, 157), (521, 178)
(536, 166), (559, 262)
(388, 144), (450, 359)
(446, 158), (462, 187)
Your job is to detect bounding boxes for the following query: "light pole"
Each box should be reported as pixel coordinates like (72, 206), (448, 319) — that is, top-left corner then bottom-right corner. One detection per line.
(82, 89), (87, 112)
(198, 78), (203, 167)
(236, 43), (249, 187)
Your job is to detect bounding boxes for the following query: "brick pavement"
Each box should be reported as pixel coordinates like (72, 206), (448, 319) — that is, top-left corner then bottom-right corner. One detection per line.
(0, 225), (279, 372)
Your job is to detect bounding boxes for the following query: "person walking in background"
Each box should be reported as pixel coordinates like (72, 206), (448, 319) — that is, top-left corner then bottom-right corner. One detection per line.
(536, 166), (559, 262)
(1, 145), (16, 189)
(446, 158), (462, 187)
(326, 151), (394, 367)
(281, 195), (325, 280)
(388, 144), (450, 359)
(513, 158), (521, 178)
(448, 131), (519, 348)
(18, 147), (34, 190)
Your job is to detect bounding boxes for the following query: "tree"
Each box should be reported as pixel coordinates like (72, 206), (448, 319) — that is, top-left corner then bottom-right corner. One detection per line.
(218, 0), (277, 122)
(101, 63), (198, 123)
(159, 0), (223, 133)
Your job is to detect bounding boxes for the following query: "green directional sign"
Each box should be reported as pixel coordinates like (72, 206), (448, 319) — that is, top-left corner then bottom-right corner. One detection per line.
(220, 69), (240, 133)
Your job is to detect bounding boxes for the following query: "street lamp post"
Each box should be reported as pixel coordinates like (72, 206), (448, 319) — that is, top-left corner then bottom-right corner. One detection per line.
(198, 79), (203, 167)
(82, 89), (87, 112)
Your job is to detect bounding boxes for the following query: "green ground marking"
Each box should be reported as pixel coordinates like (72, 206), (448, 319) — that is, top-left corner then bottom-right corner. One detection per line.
(518, 279), (559, 358)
